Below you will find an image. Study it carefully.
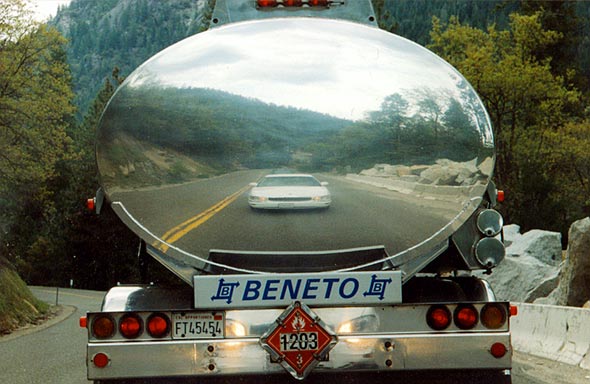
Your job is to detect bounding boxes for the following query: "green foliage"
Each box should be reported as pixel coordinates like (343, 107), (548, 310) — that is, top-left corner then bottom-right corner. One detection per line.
(0, 0), (76, 278)
(429, 11), (583, 236)
(0, 1), (140, 290)
(52, 71), (141, 290)
(373, 0), (519, 45)
(51, 0), (215, 118)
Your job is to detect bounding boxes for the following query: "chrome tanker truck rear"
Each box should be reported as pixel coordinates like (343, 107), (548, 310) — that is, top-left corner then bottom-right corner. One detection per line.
(83, 1), (514, 382)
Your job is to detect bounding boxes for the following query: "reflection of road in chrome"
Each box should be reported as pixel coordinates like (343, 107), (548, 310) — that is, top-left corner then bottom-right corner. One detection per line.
(159, 185), (251, 252)
(111, 170), (465, 262)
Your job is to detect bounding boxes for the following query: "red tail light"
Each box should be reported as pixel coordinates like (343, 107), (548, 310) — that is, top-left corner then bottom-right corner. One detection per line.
(490, 342), (507, 358)
(309, 0), (329, 6)
(427, 305), (451, 331)
(481, 304), (507, 329)
(86, 198), (96, 212)
(92, 352), (110, 368)
(92, 315), (115, 339)
(147, 313), (170, 338)
(257, 0), (278, 6)
(454, 305), (478, 330)
(119, 314), (142, 339)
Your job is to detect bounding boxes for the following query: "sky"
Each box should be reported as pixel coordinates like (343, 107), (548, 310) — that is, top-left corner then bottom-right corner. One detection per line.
(29, 0), (72, 21)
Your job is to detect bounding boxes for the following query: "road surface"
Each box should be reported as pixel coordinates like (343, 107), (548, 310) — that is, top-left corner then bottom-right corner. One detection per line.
(1, 287), (590, 383)
(0, 287), (103, 384)
(111, 170), (464, 270)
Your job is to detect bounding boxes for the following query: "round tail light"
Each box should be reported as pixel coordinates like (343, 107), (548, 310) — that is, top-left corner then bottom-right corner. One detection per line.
(92, 352), (110, 368)
(490, 342), (508, 358)
(454, 305), (478, 330)
(427, 305), (452, 331)
(147, 313), (170, 338)
(119, 314), (143, 339)
(481, 304), (507, 329)
(92, 315), (115, 339)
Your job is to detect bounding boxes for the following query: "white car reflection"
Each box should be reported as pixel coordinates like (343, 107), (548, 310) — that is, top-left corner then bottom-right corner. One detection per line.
(248, 174), (331, 210)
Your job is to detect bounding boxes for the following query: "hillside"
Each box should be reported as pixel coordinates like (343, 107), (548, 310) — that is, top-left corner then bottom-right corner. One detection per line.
(51, 0), (213, 118)
(0, 259), (49, 335)
(51, 0), (590, 118)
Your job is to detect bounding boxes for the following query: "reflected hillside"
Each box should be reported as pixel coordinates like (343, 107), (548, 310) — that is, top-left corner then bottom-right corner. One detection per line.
(98, 87), (352, 189)
(305, 90), (493, 174)
(97, 84), (494, 191)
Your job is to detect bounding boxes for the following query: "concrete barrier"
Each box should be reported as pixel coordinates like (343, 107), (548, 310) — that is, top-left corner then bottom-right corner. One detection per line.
(344, 173), (484, 202)
(511, 303), (590, 369)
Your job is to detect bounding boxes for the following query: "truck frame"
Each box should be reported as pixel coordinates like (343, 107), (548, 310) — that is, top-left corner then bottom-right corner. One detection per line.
(84, 1), (514, 383)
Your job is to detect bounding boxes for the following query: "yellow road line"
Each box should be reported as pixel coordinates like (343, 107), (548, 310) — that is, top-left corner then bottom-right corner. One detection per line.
(158, 185), (250, 251)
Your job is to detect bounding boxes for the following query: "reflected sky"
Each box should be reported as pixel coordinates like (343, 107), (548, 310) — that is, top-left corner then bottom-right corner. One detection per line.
(127, 18), (472, 122)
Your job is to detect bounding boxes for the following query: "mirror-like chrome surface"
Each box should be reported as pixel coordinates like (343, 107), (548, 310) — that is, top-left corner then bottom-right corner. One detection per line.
(97, 18), (494, 274)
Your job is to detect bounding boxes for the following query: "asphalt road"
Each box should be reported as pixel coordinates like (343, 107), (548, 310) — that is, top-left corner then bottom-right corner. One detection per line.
(112, 170), (459, 264)
(0, 287), (104, 384)
(2, 287), (590, 383)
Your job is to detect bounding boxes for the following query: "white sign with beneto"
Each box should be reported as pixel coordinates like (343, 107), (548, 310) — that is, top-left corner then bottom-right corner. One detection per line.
(193, 271), (402, 309)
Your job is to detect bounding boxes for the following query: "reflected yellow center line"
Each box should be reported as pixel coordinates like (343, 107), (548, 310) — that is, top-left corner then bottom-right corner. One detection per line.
(159, 185), (250, 251)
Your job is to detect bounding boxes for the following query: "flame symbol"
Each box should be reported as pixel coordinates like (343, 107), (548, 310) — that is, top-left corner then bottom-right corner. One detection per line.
(291, 312), (306, 331)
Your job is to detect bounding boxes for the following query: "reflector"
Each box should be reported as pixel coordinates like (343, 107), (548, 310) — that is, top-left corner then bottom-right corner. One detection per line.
(283, 0), (303, 5)
(86, 198), (95, 212)
(490, 342), (507, 358)
(92, 352), (110, 368)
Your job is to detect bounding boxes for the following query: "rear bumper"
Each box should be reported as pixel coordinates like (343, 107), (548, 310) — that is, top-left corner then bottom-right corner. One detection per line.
(88, 332), (511, 380)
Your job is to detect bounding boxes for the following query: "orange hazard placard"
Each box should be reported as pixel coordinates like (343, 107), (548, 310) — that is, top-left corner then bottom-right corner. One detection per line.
(260, 302), (338, 379)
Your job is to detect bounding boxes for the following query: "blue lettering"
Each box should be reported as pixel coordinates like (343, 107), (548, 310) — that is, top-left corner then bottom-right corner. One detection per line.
(243, 280), (261, 301)
(280, 279), (302, 300)
(339, 278), (359, 299)
(323, 278), (340, 299)
(302, 278), (320, 299)
(262, 279), (280, 300)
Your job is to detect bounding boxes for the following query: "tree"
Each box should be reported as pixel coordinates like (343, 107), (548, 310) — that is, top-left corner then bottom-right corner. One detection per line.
(0, 0), (76, 273)
(428, 12), (581, 234)
(520, 1), (580, 80)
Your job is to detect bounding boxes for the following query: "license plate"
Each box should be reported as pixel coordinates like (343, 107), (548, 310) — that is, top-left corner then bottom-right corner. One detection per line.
(172, 312), (224, 339)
